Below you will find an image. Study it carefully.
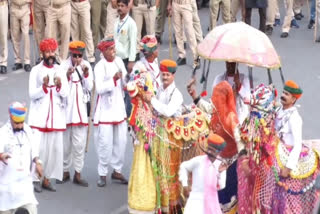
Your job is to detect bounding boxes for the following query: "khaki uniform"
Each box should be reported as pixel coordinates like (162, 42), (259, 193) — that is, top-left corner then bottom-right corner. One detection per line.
(231, 0), (244, 21)
(155, 0), (168, 37)
(172, 0), (198, 61)
(191, 0), (202, 42)
(71, 0), (95, 62)
(33, 0), (49, 54)
(47, 0), (71, 61)
(10, 0), (31, 64)
(103, 0), (118, 37)
(293, 0), (303, 14)
(209, 0), (230, 29)
(0, 0), (8, 67)
(132, 0), (157, 51)
(267, 0), (293, 32)
(90, 0), (102, 47)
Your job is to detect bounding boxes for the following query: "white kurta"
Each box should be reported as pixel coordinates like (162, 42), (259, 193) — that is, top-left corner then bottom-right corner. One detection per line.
(60, 57), (94, 126)
(28, 61), (68, 181)
(60, 57), (94, 173)
(212, 72), (250, 124)
(150, 82), (183, 118)
(0, 122), (38, 211)
(93, 57), (128, 176)
(28, 61), (69, 131)
(179, 155), (226, 214)
(132, 57), (161, 92)
(275, 106), (303, 170)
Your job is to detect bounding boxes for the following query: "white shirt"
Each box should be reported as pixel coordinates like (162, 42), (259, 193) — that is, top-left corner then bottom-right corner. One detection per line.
(212, 72), (250, 124)
(132, 57), (161, 92)
(28, 62), (69, 131)
(60, 57), (94, 126)
(0, 122), (38, 211)
(93, 56), (127, 125)
(150, 81), (183, 118)
(275, 106), (302, 170)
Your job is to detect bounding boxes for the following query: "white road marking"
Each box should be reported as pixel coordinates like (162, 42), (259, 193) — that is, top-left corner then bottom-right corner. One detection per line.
(110, 204), (127, 214)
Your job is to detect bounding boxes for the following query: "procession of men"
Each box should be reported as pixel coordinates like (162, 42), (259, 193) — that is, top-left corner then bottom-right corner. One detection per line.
(0, 0), (320, 213)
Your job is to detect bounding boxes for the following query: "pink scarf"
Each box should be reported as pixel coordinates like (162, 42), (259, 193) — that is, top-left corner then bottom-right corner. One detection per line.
(204, 156), (223, 214)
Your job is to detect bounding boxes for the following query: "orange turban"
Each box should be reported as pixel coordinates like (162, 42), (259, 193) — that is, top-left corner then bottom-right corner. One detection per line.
(160, 59), (177, 74)
(284, 80), (303, 99)
(69, 41), (86, 54)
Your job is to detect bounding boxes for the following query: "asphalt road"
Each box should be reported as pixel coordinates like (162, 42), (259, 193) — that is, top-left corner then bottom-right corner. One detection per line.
(0, 3), (320, 214)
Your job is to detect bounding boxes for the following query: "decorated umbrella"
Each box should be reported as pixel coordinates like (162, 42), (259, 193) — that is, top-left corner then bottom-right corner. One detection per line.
(194, 22), (284, 93)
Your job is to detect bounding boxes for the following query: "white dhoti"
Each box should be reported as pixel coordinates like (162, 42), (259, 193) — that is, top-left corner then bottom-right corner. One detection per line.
(94, 121), (127, 176)
(34, 130), (63, 181)
(63, 126), (87, 173)
(0, 204), (37, 214)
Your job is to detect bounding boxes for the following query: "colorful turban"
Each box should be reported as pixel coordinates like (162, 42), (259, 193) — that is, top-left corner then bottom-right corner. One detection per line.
(9, 102), (27, 123)
(97, 36), (115, 52)
(69, 41), (86, 54)
(140, 35), (158, 53)
(160, 59), (177, 74)
(207, 132), (227, 152)
(284, 80), (303, 99)
(40, 38), (58, 52)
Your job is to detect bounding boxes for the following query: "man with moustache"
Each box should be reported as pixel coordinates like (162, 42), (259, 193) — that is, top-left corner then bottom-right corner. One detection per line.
(0, 102), (43, 214)
(28, 38), (69, 192)
(275, 80), (303, 179)
(94, 36), (128, 187)
(58, 41), (93, 187)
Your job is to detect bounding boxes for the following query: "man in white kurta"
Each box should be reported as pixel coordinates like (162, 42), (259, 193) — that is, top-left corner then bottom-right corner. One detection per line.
(179, 133), (227, 214)
(59, 41), (94, 187)
(28, 38), (69, 192)
(132, 35), (161, 92)
(212, 62), (250, 124)
(149, 59), (183, 118)
(275, 80), (303, 177)
(0, 102), (43, 214)
(94, 37), (128, 187)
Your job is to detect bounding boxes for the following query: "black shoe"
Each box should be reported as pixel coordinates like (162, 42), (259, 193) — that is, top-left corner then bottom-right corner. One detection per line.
(36, 58), (42, 65)
(308, 20), (315, 29)
(280, 32), (289, 38)
(176, 57), (186, 66)
(294, 13), (304, 20)
(274, 18), (281, 26)
(111, 171), (128, 184)
(24, 64), (31, 72)
(290, 19), (300, 28)
(56, 173), (70, 184)
(316, 36), (320, 43)
(73, 174), (89, 187)
(266, 25), (273, 35)
(0, 66), (7, 74)
(33, 181), (42, 193)
(12, 63), (23, 71)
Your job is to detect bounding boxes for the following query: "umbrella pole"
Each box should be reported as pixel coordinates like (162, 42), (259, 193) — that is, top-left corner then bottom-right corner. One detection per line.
(200, 59), (207, 83)
(267, 68), (273, 84)
(248, 66), (254, 91)
(203, 60), (211, 93)
(279, 67), (285, 85)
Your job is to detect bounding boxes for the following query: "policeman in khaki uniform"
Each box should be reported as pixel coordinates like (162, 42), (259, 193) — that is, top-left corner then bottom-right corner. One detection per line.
(132, 0), (159, 53)
(33, 0), (50, 61)
(209, 0), (231, 29)
(71, 0), (96, 64)
(0, 0), (8, 74)
(90, 0), (102, 47)
(191, 0), (202, 43)
(47, 0), (72, 61)
(230, 0), (245, 22)
(10, 0), (32, 72)
(103, 0), (119, 37)
(168, 0), (199, 69)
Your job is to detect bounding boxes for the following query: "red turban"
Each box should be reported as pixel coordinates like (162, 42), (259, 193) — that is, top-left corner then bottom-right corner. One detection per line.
(40, 38), (58, 52)
(97, 37), (115, 52)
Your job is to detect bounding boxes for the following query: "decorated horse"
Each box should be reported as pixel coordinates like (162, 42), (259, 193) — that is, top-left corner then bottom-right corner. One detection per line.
(237, 83), (320, 214)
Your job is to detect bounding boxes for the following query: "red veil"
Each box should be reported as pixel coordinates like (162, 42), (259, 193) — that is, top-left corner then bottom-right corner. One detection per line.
(210, 81), (239, 158)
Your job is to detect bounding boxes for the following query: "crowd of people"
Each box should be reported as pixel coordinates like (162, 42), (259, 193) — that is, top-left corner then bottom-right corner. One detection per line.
(0, 0), (320, 213)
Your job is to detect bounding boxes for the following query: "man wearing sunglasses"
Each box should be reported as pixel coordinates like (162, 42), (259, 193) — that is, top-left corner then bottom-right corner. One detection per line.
(58, 41), (93, 187)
